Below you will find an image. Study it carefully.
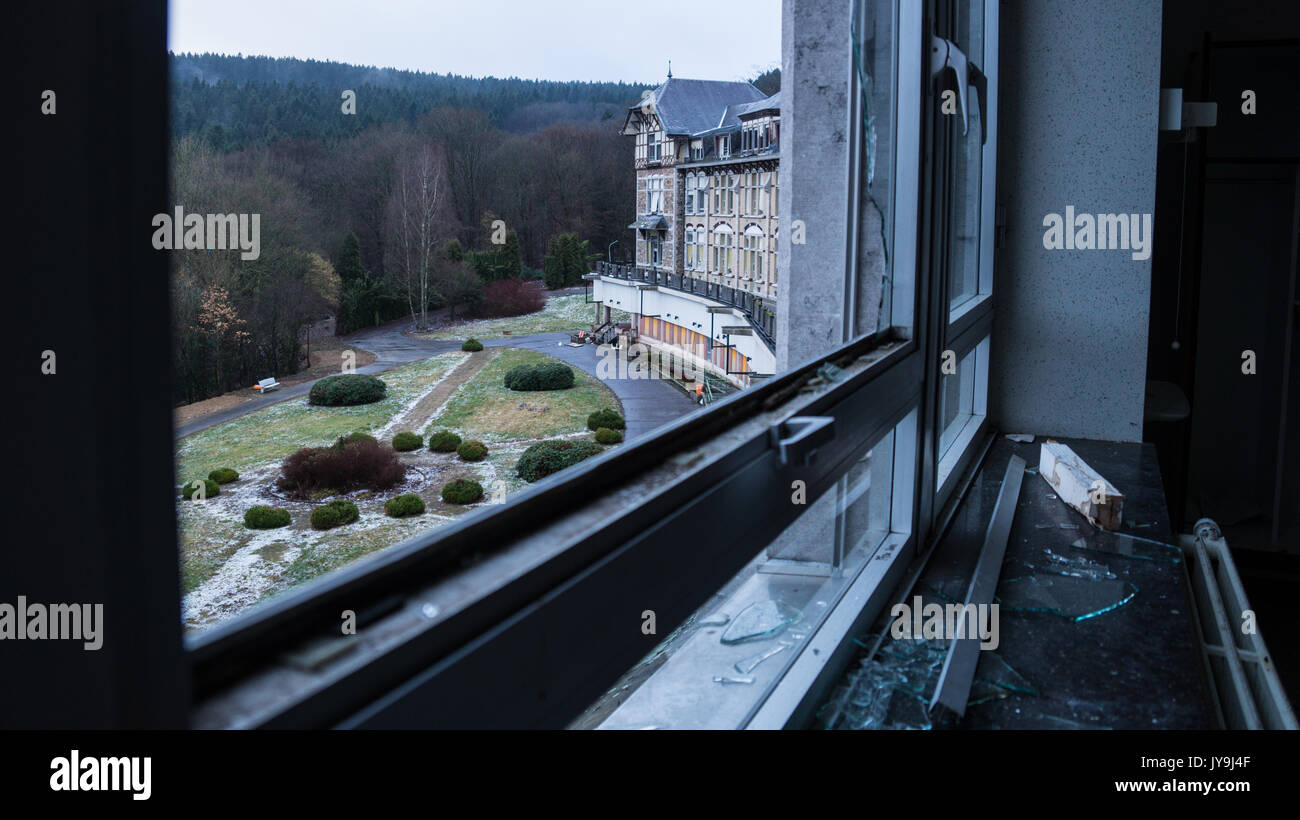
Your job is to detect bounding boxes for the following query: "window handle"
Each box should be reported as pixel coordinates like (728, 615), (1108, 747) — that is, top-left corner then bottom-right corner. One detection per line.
(769, 416), (836, 468)
(930, 35), (988, 145)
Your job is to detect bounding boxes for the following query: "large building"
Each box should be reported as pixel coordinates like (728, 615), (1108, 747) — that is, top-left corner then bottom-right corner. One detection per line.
(589, 76), (782, 387)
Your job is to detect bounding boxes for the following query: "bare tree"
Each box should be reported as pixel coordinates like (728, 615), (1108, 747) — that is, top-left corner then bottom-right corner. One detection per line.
(389, 143), (450, 330)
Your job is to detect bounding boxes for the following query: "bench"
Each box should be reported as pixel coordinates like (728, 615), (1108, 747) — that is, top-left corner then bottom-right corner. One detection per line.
(254, 377), (281, 393)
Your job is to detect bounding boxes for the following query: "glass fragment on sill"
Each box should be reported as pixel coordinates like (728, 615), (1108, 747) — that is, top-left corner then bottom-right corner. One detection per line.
(720, 600), (802, 645)
(713, 676), (755, 686)
(734, 642), (790, 674)
(1069, 533), (1182, 564)
(996, 574), (1138, 622)
(1041, 549), (1116, 580)
(698, 612), (730, 627)
(972, 652), (1039, 700)
(922, 576), (969, 604)
(1058, 523), (1079, 530)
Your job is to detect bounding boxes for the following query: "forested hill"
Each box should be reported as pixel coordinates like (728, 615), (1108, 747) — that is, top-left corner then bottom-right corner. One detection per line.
(170, 52), (650, 151)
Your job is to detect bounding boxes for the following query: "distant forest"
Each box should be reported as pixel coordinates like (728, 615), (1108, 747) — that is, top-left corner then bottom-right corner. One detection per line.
(168, 52), (778, 405)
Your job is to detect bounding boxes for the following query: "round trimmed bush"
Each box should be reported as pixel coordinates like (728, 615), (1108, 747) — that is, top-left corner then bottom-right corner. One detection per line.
(586, 409), (626, 431)
(330, 432), (378, 450)
(244, 505), (291, 529)
(462, 338), (484, 352)
(516, 439), (605, 482)
(180, 479), (220, 501)
(309, 374), (387, 406)
(594, 427), (624, 445)
(392, 432), (423, 452)
(503, 362), (575, 391)
(209, 467), (240, 484)
(441, 479), (484, 504)
(310, 498), (360, 530)
(428, 430), (462, 452)
(457, 440), (489, 462)
(384, 493), (426, 518)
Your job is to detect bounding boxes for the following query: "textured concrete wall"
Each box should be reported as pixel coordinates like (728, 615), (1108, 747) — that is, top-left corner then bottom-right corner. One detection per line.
(990, 0), (1162, 442)
(776, 0), (852, 370)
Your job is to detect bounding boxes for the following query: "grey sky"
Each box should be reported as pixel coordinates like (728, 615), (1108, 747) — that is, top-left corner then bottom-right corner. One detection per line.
(169, 0), (781, 84)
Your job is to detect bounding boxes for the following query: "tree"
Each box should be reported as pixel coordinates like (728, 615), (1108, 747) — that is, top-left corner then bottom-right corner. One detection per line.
(388, 143), (450, 330)
(432, 257), (482, 321)
(543, 234), (593, 290)
(336, 232), (367, 287)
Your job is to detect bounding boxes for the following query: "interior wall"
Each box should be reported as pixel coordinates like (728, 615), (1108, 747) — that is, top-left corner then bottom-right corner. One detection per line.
(990, 0), (1163, 442)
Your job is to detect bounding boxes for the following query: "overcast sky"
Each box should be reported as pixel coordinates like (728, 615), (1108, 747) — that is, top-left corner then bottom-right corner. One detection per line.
(169, 0), (781, 84)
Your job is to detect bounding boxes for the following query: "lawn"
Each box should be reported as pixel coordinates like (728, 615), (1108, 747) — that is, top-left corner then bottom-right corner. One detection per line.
(175, 352), (465, 485)
(416, 294), (630, 340)
(425, 347), (623, 443)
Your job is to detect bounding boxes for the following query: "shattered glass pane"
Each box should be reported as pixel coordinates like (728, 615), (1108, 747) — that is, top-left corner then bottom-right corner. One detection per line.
(1069, 533), (1182, 564)
(974, 651), (1039, 698)
(996, 574), (1137, 621)
(1041, 549), (1116, 580)
(719, 600), (802, 645)
(734, 643), (789, 674)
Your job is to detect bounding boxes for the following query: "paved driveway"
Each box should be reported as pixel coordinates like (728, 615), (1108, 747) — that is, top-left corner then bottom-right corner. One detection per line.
(175, 324), (699, 441)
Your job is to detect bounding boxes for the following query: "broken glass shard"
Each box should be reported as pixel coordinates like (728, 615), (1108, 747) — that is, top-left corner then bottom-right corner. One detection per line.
(1042, 549), (1116, 580)
(712, 675), (754, 685)
(697, 612), (730, 627)
(974, 652), (1039, 697)
(996, 574), (1137, 621)
(734, 643), (789, 674)
(1069, 533), (1181, 564)
(720, 600), (802, 645)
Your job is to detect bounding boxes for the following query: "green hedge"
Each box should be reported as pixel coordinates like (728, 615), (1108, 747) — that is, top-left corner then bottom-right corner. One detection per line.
(586, 409), (625, 431)
(516, 439), (604, 482)
(330, 432), (378, 450)
(462, 338), (484, 352)
(594, 427), (623, 445)
(244, 505), (291, 529)
(457, 440), (489, 462)
(309, 374), (387, 406)
(180, 479), (220, 500)
(428, 430), (462, 452)
(208, 467), (240, 484)
(503, 362), (575, 391)
(392, 431), (423, 452)
(384, 493), (426, 518)
(441, 479), (485, 504)
(310, 499), (360, 530)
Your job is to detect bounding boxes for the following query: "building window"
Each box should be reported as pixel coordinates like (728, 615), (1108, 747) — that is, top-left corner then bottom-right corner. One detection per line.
(647, 129), (662, 162)
(744, 172), (765, 216)
(743, 228), (765, 281)
(713, 172), (735, 215)
(685, 227), (705, 271)
(645, 176), (664, 214)
(717, 135), (731, 158)
(685, 175), (696, 215)
(691, 140), (703, 161)
(648, 233), (663, 267)
(711, 226), (734, 276)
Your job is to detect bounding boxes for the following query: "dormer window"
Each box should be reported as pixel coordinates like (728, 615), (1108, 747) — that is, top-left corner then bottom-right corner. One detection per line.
(717, 135), (731, 158)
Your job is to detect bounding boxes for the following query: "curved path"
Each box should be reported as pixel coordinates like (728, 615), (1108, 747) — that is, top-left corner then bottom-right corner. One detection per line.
(175, 323), (699, 441)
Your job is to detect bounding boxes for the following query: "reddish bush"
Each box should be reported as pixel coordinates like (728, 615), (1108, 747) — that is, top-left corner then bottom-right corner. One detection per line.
(476, 278), (546, 318)
(276, 436), (406, 499)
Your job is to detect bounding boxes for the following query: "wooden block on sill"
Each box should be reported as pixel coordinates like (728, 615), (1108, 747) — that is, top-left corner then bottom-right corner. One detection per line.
(1038, 440), (1124, 530)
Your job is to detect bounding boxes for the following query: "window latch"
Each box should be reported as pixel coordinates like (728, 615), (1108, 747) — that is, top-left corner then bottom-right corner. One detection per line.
(769, 416), (836, 468)
(930, 35), (988, 145)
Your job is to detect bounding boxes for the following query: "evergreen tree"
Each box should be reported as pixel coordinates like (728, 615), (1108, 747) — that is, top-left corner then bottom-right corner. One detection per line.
(337, 232), (367, 287)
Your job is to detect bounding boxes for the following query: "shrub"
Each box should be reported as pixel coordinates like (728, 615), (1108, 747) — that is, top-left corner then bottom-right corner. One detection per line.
(457, 440), (489, 462)
(392, 431), (423, 452)
(428, 430), (462, 452)
(309, 374), (387, 406)
(310, 499), (360, 530)
(441, 479), (485, 505)
(504, 362), (575, 391)
(180, 479), (220, 500)
(277, 436), (405, 499)
(516, 439), (605, 482)
(244, 506), (291, 529)
(586, 409), (625, 431)
(384, 493), (426, 518)
(594, 427), (624, 445)
(462, 338), (484, 352)
(209, 467), (240, 484)
(477, 278), (546, 318)
(330, 432), (378, 450)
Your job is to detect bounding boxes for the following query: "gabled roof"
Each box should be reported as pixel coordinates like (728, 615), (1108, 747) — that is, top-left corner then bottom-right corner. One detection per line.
(623, 77), (768, 136)
(734, 91), (781, 120)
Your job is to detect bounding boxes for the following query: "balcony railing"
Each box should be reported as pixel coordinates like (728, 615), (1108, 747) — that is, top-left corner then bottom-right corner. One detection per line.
(592, 261), (776, 350)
